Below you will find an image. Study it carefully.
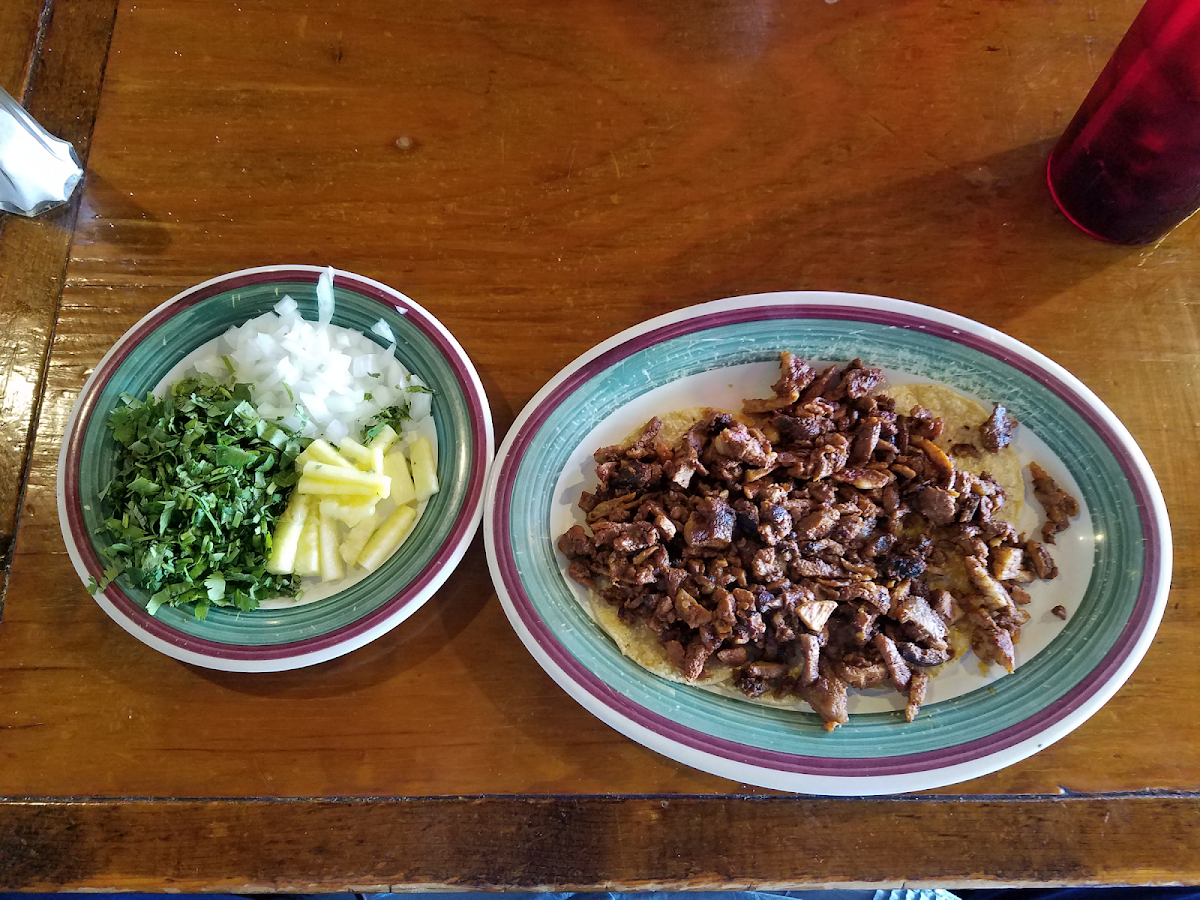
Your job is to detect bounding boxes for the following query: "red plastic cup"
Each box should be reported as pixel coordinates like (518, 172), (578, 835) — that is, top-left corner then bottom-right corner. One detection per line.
(1047, 0), (1200, 244)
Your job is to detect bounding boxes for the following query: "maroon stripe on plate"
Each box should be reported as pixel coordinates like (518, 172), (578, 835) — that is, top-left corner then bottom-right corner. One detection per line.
(64, 268), (488, 661)
(492, 302), (1166, 776)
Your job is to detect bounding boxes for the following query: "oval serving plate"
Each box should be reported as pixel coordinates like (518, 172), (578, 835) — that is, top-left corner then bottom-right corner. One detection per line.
(59, 265), (494, 672)
(484, 292), (1170, 794)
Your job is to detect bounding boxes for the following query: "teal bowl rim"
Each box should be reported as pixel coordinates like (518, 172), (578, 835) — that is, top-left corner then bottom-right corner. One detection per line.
(58, 265), (493, 670)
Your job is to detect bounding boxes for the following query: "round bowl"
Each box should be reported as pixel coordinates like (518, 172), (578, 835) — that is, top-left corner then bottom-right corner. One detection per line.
(58, 265), (494, 672)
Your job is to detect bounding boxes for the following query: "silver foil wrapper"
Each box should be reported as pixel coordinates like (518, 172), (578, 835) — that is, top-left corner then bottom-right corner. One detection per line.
(0, 85), (82, 217)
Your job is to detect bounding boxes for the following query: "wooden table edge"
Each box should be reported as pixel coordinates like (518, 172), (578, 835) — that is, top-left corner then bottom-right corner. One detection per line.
(0, 0), (118, 593)
(1, 793), (1197, 890)
(2, 4), (1197, 894)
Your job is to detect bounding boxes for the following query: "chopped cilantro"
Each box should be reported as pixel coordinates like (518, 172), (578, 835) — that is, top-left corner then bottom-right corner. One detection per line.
(360, 401), (411, 443)
(98, 374), (308, 617)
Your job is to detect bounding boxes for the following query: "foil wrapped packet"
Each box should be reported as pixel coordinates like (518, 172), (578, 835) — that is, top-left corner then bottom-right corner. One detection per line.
(0, 85), (82, 216)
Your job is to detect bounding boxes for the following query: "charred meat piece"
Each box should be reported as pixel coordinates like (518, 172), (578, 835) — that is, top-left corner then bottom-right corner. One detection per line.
(757, 503), (793, 545)
(917, 486), (958, 526)
(895, 594), (949, 649)
(799, 665), (849, 731)
(878, 550), (927, 581)
(799, 365), (842, 404)
(610, 458), (662, 493)
(772, 412), (832, 442)
(1025, 539), (1059, 580)
(838, 360), (885, 400)
(836, 656), (889, 690)
(1029, 461), (1079, 544)
(557, 524), (594, 559)
(905, 671), (930, 723)
(797, 634), (822, 686)
(684, 497), (736, 549)
(980, 404), (1016, 452)
(848, 419), (883, 466)
(712, 421), (775, 467)
(807, 433), (851, 480)
(965, 556), (1014, 611)
(896, 641), (952, 667)
(873, 633), (912, 690)
(772, 351), (816, 399)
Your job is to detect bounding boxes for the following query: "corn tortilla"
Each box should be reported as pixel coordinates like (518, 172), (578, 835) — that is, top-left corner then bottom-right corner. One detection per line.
(581, 383), (1024, 696)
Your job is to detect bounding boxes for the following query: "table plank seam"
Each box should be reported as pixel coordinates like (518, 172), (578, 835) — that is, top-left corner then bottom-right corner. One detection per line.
(2, 790), (1198, 803)
(0, 0), (120, 611)
(19, 0), (55, 105)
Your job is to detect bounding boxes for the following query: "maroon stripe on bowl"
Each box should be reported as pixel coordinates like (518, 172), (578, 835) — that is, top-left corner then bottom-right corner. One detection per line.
(64, 267), (488, 661)
(493, 302), (1166, 776)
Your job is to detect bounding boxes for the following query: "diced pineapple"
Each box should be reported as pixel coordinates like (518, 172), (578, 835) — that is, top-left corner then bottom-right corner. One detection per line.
(383, 449), (417, 506)
(409, 436), (439, 502)
(280, 426), (438, 583)
(266, 494), (311, 575)
(339, 513), (379, 566)
(296, 438), (353, 470)
(369, 445), (386, 476)
(357, 505), (418, 572)
(337, 437), (375, 470)
(368, 426), (400, 475)
(294, 515), (321, 577)
(318, 496), (378, 527)
(296, 461), (391, 498)
(317, 508), (345, 583)
(368, 424), (400, 453)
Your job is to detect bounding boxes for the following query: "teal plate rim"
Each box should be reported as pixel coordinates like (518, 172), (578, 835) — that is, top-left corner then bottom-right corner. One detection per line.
(484, 292), (1171, 794)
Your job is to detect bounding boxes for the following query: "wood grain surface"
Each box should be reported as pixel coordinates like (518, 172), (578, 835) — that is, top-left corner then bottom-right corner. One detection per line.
(2, 0), (1198, 889)
(2, 796), (1199, 891)
(0, 0), (49, 575)
(0, 0), (118, 581)
(0, 0), (44, 99)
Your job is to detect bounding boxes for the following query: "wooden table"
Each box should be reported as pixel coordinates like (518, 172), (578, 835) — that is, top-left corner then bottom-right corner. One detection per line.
(2, 0), (1197, 890)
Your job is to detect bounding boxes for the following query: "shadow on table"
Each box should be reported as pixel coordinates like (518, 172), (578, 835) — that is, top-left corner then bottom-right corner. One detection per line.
(75, 173), (173, 258)
(189, 534), (492, 698)
(657, 138), (1145, 327)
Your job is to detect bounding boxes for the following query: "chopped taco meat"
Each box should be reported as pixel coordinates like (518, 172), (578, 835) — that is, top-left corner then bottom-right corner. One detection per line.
(557, 355), (1074, 730)
(1028, 461), (1080, 544)
(980, 404), (1017, 453)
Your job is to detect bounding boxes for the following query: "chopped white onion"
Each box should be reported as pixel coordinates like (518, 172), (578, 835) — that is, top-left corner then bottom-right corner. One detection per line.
(408, 382), (433, 421)
(371, 318), (396, 344)
(325, 418), (349, 445)
(316, 267), (335, 326)
(198, 287), (432, 444)
(274, 294), (298, 317)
